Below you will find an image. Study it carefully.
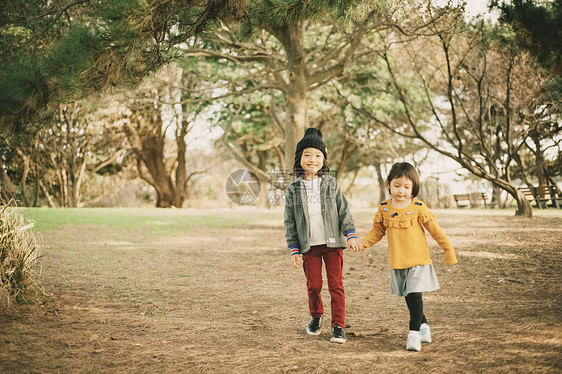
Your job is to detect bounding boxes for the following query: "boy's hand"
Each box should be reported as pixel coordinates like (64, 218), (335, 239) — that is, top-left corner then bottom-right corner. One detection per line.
(356, 239), (365, 251)
(347, 238), (364, 252)
(291, 254), (302, 267)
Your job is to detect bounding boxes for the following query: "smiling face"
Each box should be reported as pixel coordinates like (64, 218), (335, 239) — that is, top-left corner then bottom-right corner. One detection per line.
(388, 176), (413, 204)
(300, 147), (325, 178)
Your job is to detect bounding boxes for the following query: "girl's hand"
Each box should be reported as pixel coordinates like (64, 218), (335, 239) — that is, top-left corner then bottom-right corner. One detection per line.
(291, 254), (303, 267)
(347, 238), (364, 252)
(356, 239), (365, 251)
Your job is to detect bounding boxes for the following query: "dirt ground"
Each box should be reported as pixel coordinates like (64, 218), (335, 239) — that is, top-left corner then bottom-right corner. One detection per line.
(1, 208), (561, 373)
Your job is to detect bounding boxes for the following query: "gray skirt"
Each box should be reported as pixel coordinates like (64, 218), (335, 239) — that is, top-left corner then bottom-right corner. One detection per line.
(390, 264), (440, 297)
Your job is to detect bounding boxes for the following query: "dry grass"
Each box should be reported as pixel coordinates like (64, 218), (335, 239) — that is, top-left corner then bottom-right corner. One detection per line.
(0, 202), (41, 309)
(0, 208), (560, 373)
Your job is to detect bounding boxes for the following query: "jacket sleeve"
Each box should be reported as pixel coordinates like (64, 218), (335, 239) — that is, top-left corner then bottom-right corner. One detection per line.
(361, 209), (386, 249)
(284, 185), (300, 254)
(421, 207), (457, 266)
(335, 180), (357, 240)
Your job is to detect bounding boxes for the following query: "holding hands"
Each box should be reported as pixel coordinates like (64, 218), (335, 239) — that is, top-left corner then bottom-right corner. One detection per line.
(291, 237), (365, 268)
(347, 238), (364, 252)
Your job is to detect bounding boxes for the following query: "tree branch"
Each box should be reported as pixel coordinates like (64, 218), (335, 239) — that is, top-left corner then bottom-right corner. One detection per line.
(91, 148), (127, 174)
(22, 0), (91, 52)
(185, 49), (278, 64)
(218, 135), (269, 181)
(308, 11), (376, 86)
(269, 93), (286, 136)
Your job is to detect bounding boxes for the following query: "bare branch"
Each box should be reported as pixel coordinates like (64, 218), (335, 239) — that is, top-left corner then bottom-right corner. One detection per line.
(308, 11), (377, 86)
(218, 135), (269, 181)
(183, 170), (208, 189)
(185, 49), (277, 64)
(269, 94), (286, 136)
(22, 0), (91, 52)
(91, 148), (127, 174)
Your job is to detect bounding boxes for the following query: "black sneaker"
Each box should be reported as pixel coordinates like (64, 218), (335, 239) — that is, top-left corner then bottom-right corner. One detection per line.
(330, 324), (346, 343)
(306, 316), (322, 335)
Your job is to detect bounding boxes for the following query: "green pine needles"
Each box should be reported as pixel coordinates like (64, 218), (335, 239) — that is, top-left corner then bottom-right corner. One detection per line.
(256, 0), (374, 24)
(0, 202), (42, 309)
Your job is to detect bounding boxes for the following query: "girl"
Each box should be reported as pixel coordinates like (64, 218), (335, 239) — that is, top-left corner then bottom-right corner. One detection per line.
(355, 162), (457, 351)
(284, 127), (363, 344)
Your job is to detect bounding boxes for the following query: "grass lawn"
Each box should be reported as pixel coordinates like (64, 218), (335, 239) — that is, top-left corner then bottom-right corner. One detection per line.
(21, 207), (282, 235)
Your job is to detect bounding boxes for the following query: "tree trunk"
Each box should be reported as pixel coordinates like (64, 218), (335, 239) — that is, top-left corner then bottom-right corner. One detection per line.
(59, 168), (68, 207)
(487, 178), (532, 216)
(0, 166), (17, 202)
(531, 132), (549, 201)
(513, 189), (533, 217)
(257, 153), (269, 208)
(374, 161), (386, 203)
(152, 170), (175, 208)
(33, 140), (40, 207)
(270, 22), (308, 171)
(533, 133), (546, 186)
(127, 110), (188, 209)
(491, 184), (503, 209)
(33, 171), (40, 207)
(285, 82), (307, 171)
(39, 180), (57, 208)
(337, 140), (354, 178)
(259, 179), (269, 209)
(173, 111), (190, 208)
(454, 163), (533, 215)
(16, 148), (31, 206)
(483, 177), (533, 217)
(344, 169), (359, 197)
(70, 155), (88, 208)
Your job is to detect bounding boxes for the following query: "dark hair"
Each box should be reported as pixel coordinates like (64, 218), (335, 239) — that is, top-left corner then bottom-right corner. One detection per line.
(293, 148), (330, 178)
(386, 162), (420, 197)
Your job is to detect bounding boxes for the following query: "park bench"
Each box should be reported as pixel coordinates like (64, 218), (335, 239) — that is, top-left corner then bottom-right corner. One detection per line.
(517, 186), (540, 208)
(535, 185), (562, 209)
(453, 192), (490, 208)
(453, 193), (470, 208)
(518, 185), (562, 209)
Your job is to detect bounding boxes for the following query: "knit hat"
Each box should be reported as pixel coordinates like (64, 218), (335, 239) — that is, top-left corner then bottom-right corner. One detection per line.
(295, 128), (327, 159)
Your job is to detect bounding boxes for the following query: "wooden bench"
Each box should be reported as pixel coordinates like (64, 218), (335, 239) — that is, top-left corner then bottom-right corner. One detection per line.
(453, 192), (490, 208)
(536, 185), (562, 209)
(517, 186), (540, 207)
(518, 185), (562, 209)
(453, 194), (470, 208)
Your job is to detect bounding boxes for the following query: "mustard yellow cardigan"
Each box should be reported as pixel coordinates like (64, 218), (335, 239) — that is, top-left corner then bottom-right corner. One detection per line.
(362, 199), (458, 269)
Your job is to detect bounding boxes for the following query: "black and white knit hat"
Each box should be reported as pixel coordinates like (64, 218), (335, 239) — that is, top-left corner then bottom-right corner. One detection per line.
(295, 128), (327, 159)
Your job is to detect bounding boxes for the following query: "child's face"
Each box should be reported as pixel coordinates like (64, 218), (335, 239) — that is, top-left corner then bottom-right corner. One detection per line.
(300, 147), (324, 177)
(388, 176), (413, 203)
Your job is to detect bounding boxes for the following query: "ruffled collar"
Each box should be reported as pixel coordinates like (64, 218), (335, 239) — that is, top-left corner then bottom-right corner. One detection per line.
(374, 199), (434, 228)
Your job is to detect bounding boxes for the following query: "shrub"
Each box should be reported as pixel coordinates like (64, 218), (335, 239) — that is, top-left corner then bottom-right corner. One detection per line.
(0, 202), (42, 309)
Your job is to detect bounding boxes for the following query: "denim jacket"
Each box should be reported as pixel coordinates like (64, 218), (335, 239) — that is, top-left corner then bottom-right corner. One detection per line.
(284, 175), (357, 255)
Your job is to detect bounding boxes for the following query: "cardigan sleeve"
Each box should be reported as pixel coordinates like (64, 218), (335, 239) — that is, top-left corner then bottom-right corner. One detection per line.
(284, 184), (300, 253)
(334, 178), (357, 240)
(361, 209), (386, 249)
(421, 212), (457, 266)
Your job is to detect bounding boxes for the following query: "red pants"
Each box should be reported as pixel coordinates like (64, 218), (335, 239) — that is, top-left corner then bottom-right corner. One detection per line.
(302, 245), (345, 327)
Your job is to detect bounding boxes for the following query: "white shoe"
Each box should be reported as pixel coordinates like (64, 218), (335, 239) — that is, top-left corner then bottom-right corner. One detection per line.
(420, 323), (432, 343)
(406, 331), (421, 351)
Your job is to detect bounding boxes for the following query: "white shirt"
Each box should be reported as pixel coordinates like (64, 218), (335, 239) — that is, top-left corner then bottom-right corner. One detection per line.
(302, 178), (326, 246)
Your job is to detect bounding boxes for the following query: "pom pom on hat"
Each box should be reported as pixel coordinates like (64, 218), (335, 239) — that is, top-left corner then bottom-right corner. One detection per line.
(295, 127), (327, 159)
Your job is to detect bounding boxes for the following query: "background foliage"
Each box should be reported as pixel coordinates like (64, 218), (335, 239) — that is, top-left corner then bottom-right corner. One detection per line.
(0, 0), (560, 216)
